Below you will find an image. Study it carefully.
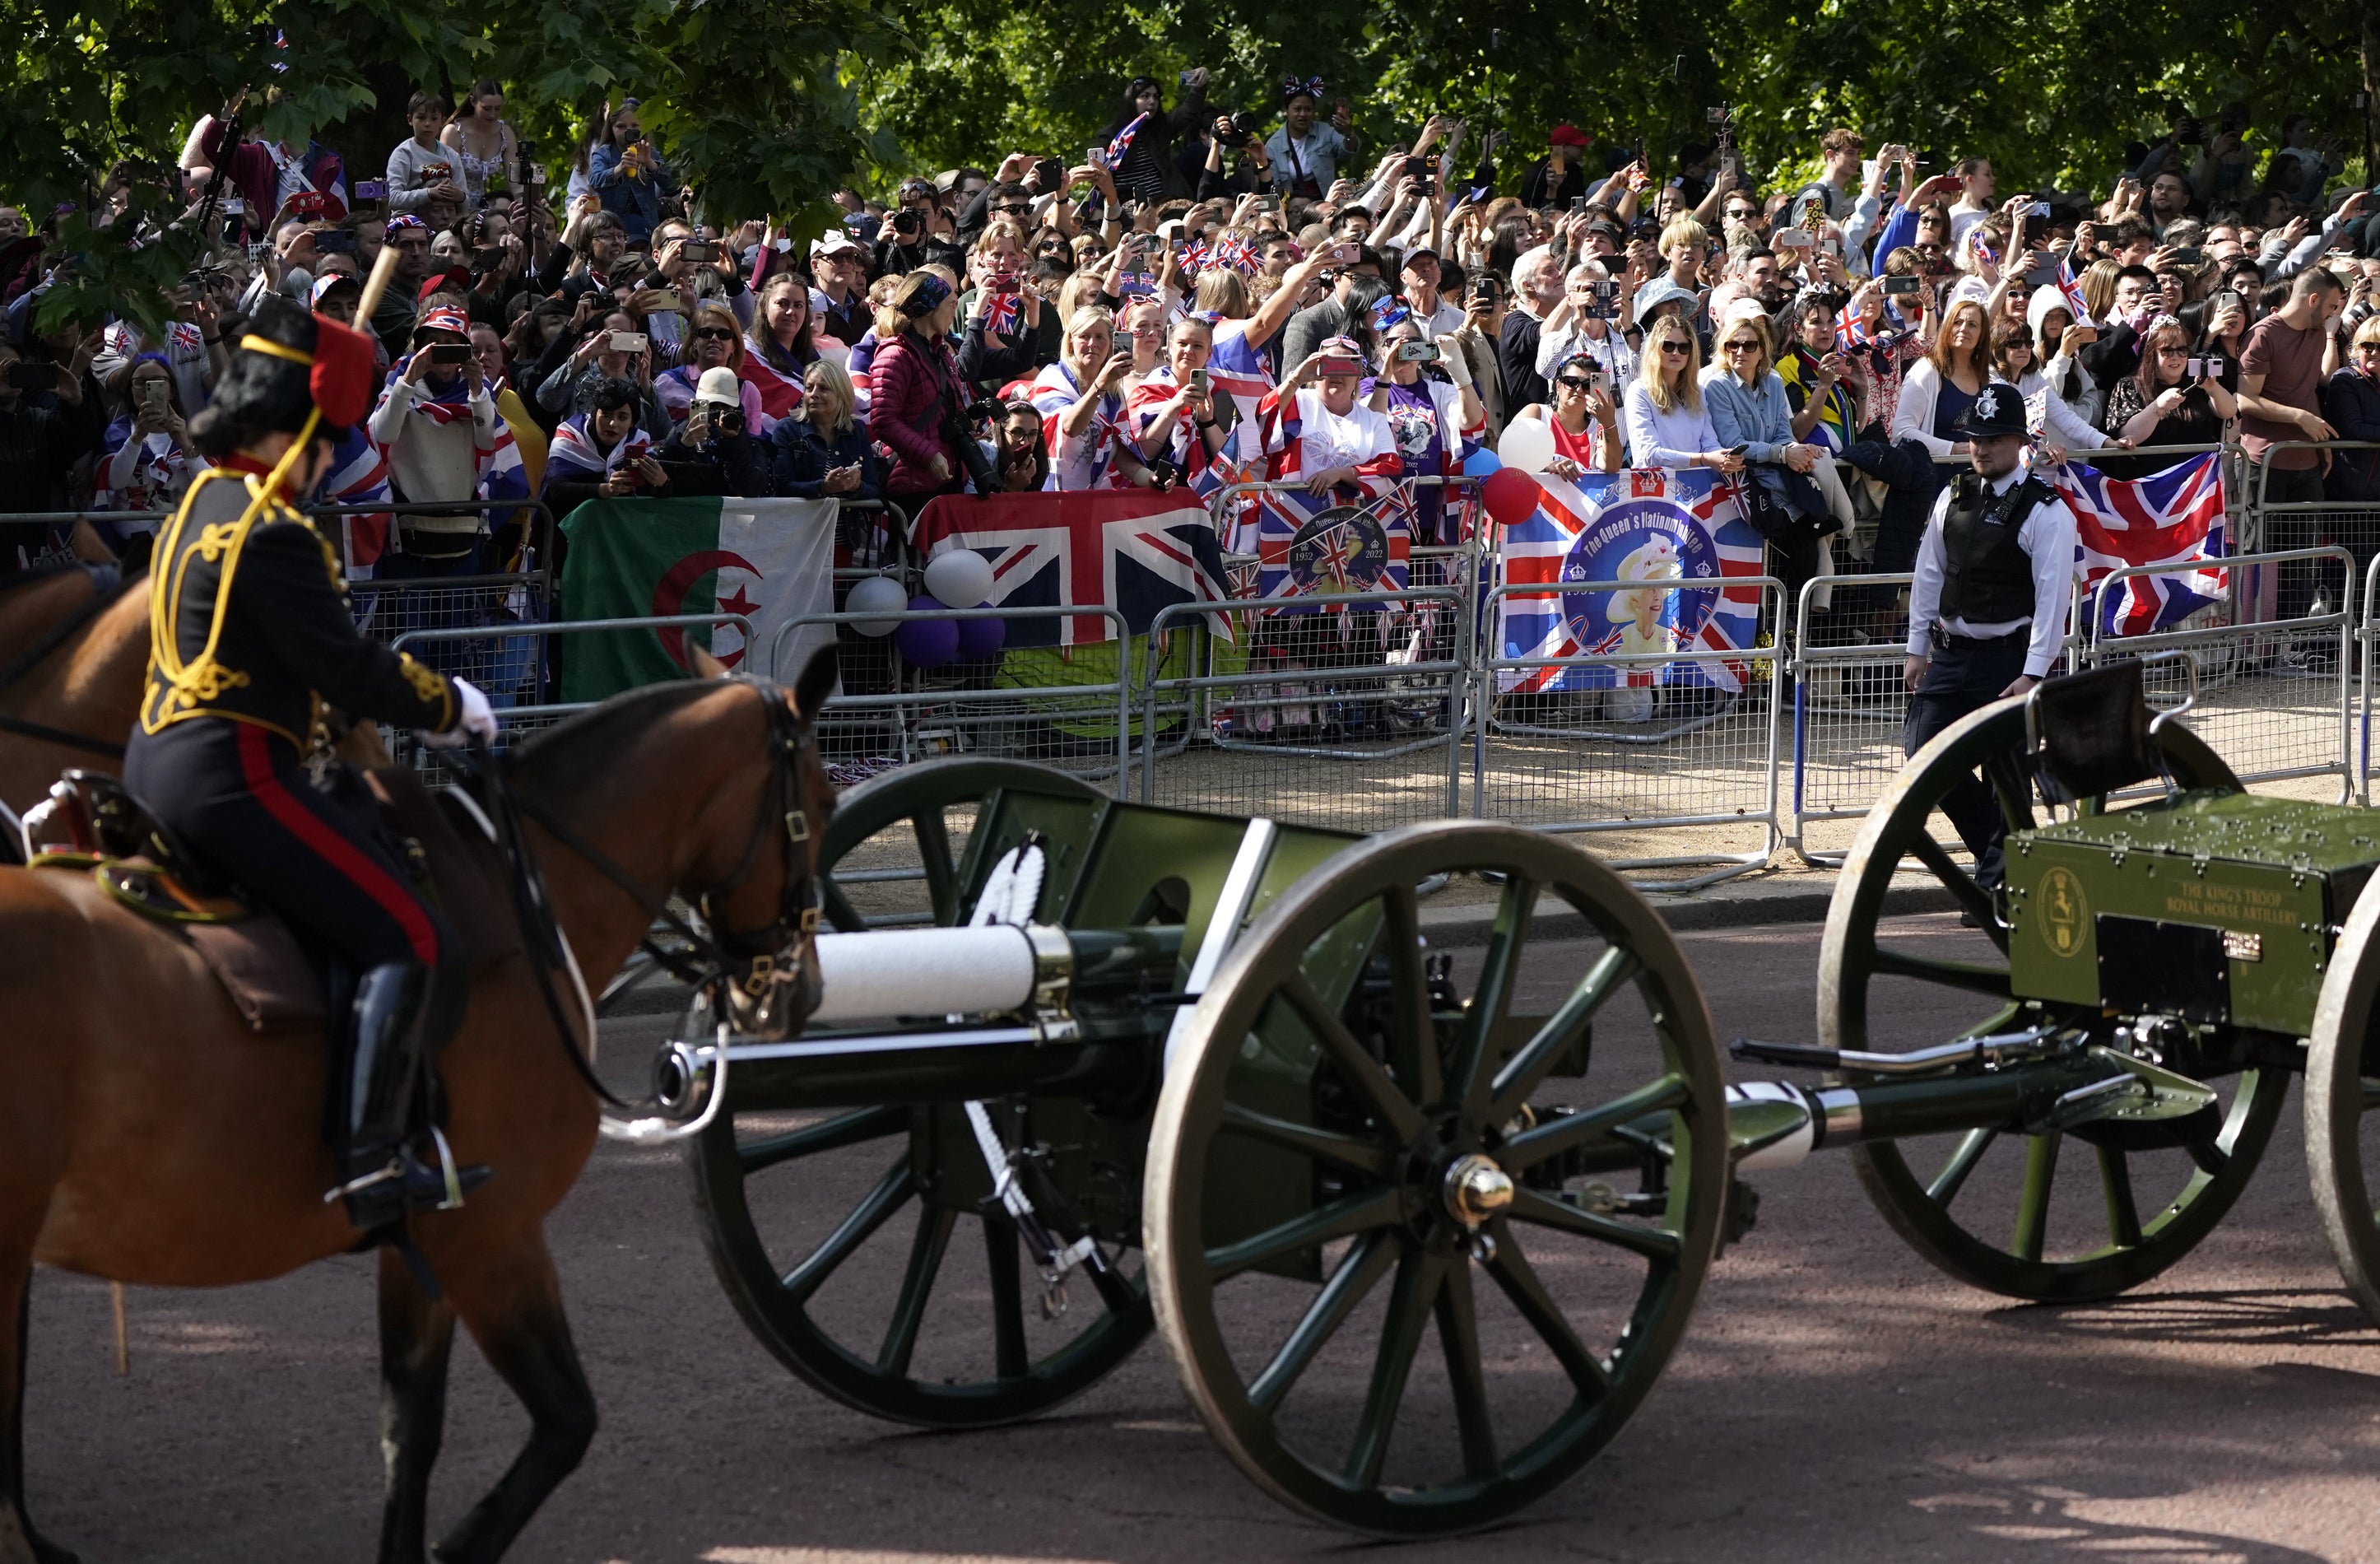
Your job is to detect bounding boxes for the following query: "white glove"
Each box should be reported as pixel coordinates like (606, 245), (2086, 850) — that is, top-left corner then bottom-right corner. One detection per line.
(418, 677), (497, 750)
(1439, 341), (1474, 389)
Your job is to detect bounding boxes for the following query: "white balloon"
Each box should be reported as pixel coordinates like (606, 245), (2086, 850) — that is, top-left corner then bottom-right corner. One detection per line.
(1497, 417), (1556, 475)
(845, 575), (909, 636)
(922, 548), (996, 612)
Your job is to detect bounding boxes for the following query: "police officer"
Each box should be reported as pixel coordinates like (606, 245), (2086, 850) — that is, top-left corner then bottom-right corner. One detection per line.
(126, 294), (500, 1234)
(1901, 381), (2079, 891)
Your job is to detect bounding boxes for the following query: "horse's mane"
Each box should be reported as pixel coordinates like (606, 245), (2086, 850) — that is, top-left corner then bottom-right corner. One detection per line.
(504, 677), (729, 789)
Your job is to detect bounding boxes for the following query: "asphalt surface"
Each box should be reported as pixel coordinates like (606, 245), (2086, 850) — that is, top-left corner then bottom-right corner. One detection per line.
(29, 912), (2380, 1563)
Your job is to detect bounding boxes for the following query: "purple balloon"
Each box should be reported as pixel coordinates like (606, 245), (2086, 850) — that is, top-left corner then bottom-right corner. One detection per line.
(895, 595), (960, 669)
(955, 604), (1006, 659)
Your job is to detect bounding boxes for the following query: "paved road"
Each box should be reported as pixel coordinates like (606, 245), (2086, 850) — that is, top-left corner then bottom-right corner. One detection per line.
(29, 913), (2380, 1563)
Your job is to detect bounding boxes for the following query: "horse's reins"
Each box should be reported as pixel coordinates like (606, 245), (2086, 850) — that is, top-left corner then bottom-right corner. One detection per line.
(455, 677), (824, 1112)
(0, 570), (138, 760)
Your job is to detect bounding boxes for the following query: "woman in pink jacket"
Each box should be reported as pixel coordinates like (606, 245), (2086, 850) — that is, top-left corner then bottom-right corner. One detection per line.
(866, 271), (971, 501)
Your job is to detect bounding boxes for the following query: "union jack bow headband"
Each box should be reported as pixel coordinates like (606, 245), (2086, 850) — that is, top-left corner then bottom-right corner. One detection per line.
(1370, 296), (1412, 332)
(1282, 75), (1325, 104)
(384, 214), (428, 233)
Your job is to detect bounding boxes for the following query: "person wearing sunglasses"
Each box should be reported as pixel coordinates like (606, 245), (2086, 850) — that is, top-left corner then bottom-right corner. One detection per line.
(2319, 316), (2380, 505)
(1704, 300), (1842, 603)
(2094, 313), (2234, 479)
(1622, 322), (1744, 475)
(1511, 352), (1623, 477)
(656, 300), (765, 432)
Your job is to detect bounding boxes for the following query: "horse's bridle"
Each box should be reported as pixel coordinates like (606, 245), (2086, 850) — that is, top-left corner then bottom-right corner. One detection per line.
(478, 676), (825, 1056)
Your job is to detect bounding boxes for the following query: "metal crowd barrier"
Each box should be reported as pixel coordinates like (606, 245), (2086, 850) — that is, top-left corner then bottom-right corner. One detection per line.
(2081, 545), (2354, 800)
(388, 611), (754, 779)
(1474, 577), (1787, 890)
(1137, 587), (1469, 831)
(766, 603), (1138, 790)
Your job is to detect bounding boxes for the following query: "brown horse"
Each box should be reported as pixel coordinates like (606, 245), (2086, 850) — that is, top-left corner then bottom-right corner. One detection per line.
(0, 649), (839, 1564)
(0, 569), (147, 822)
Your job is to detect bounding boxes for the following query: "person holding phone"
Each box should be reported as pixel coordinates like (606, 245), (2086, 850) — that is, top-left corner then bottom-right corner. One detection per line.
(1366, 314), (1484, 543)
(1127, 315), (1235, 483)
(94, 355), (193, 528)
(1535, 261), (1637, 398)
(1029, 305), (1143, 491)
(1514, 351), (1625, 476)
(539, 306), (667, 435)
(1095, 72), (1211, 207)
(2096, 314), (2236, 477)
(587, 102), (671, 244)
(1259, 337), (1401, 496)
(1266, 75), (1358, 202)
(367, 305), (500, 575)
(540, 377), (667, 509)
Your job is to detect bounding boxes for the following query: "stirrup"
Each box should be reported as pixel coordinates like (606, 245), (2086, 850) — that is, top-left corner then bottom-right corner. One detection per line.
(429, 1125), (467, 1212)
(324, 1157), (406, 1204)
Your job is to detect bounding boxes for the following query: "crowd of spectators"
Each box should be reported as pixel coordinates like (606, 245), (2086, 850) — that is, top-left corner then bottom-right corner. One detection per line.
(2, 77), (2377, 626)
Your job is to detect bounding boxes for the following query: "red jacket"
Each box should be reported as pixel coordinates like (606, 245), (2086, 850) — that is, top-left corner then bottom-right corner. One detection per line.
(867, 329), (964, 496)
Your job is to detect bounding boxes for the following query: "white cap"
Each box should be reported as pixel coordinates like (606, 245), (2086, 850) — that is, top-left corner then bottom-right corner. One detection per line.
(811, 230), (865, 260)
(695, 365), (741, 407)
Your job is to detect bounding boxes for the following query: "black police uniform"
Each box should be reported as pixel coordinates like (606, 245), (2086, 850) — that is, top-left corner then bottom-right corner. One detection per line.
(125, 297), (484, 1231)
(1902, 383), (2079, 890)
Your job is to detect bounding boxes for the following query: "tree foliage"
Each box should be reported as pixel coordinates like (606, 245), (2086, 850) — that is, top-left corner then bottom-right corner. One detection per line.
(859, 0), (2375, 197)
(2, 0), (2371, 333)
(0, 0), (899, 333)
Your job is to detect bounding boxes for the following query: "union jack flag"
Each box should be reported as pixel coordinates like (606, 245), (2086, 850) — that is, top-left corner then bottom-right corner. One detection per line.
(1105, 113), (1150, 173)
(1494, 468), (1764, 694)
(909, 489), (1232, 647)
(1178, 238), (1212, 277)
(2055, 254), (2094, 327)
(2057, 452), (2224, 637)
(982, 287), (1021, 336)
(1213, 231), (1260, 274)
(1253, 384), (1407, 610)
(317, 421), (392, 574)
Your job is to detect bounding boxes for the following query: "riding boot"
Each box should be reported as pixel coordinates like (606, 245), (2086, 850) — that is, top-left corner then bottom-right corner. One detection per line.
(328, 959), (490, 1232)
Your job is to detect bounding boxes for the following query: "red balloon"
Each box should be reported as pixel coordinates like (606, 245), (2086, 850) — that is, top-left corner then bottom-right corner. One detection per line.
(1482, 466), (1543, 526)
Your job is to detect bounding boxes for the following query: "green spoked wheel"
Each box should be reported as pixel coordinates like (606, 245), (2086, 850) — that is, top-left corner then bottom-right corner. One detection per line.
(1146, 822), (1727, 1536)
(2305, 868), (2380, 1324)
(1819, 697), (2286, 1301)
(818, 756), (1102, 930)
(686, 757), (1152, 1429)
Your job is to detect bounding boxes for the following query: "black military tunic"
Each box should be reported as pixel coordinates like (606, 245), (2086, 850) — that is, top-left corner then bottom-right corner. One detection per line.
(125, 464), (463, 973)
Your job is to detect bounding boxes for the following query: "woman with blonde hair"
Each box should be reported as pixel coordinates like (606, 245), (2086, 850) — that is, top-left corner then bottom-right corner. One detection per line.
(1025, 304), (1151, 491)
(1622, 315), (1742, 472)
(657, 300), (764, 431)
(868, 271), (972, 500)
(773, 357), (882, 500)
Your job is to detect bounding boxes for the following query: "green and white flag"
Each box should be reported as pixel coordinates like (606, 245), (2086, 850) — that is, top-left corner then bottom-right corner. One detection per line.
(558, 496), (839, 704)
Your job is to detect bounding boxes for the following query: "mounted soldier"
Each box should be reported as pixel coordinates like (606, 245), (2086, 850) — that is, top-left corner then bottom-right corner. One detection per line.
(127, 292), (500, 1232)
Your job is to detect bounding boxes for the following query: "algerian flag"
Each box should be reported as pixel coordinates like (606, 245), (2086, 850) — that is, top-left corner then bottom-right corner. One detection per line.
(557, 496), (838, 704)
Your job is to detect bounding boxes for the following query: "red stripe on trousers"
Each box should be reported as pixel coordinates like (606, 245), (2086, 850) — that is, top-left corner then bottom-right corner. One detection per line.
(235, 724), (439, 965)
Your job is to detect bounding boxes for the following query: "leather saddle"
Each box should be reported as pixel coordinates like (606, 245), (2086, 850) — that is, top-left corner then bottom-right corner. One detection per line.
(23, 766), (522, 1032)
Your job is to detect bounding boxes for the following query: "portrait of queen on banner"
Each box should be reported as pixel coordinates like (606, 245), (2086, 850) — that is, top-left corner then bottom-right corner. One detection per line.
(1494, 468), (1766, 695)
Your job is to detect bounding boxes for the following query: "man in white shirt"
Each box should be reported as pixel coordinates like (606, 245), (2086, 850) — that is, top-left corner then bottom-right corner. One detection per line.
(1902, 382), (2077, 893)
(1399, 248), (1465, 339)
